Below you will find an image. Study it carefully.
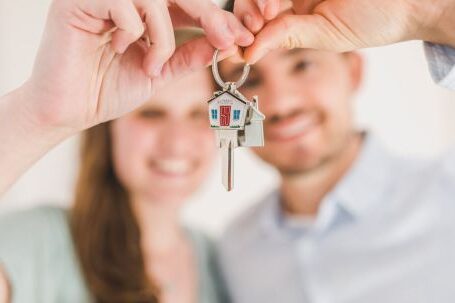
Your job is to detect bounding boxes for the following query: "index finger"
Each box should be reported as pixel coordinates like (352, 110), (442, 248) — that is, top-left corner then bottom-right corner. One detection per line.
(79, 0), (144, 53)
(136, 0), (176, 77)
(173, 0), (254, 49)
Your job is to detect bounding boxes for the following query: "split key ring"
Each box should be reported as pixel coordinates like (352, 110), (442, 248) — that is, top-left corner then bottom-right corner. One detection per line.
(211, 49), (250, 89)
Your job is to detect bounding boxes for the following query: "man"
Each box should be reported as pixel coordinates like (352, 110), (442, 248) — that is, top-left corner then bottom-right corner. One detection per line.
(217, 1), (455, 303)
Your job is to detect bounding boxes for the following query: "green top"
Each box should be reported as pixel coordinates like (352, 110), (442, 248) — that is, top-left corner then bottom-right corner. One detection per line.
(0, 206), (228, 303)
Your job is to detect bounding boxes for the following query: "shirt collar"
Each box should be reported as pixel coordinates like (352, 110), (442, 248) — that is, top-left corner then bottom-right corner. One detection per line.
(258, 133), (396, 237)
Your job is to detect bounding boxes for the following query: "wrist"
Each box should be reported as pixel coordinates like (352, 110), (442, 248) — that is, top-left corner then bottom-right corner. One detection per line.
(23, 81), (80, 136)
(1, 84), (75, 146)
(415, 0), (455, 47)
(0, 85), (74, 194)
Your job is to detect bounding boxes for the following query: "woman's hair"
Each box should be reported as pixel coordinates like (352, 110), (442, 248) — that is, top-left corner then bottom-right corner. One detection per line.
(71, 122), (160, 303)
(70, 28), (208, 303)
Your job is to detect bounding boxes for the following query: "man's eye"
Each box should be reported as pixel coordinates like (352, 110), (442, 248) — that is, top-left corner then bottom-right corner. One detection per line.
(138, 109), (165, 119)
(293, 60), (311, 73)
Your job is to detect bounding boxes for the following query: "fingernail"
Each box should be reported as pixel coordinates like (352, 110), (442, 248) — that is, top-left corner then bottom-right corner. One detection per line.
(221, 23), (235, 42)
(246, 47), (268, 64)
(149, 63), (163, 78)
(224, 45), (240, 59)
(244, 14), (254, 30)
(257, 0), (267, 16)
(116, 42), (129, 54)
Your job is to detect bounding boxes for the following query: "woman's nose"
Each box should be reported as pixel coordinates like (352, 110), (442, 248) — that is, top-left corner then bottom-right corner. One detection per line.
(157, 121), (195, 156)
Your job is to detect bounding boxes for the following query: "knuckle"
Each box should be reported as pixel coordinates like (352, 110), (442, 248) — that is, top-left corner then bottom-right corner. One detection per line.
(282, 33), (304, 49)
(280, 14), (297, 32)
(271, 16), (303, 49)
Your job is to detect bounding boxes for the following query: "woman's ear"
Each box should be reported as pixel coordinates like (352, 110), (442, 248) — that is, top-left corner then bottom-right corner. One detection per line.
(345, 51), (364, 92)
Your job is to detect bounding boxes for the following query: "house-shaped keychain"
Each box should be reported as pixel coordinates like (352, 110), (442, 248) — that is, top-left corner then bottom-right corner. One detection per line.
(208, 88), (265, 147)
(208, 49), (266, 190)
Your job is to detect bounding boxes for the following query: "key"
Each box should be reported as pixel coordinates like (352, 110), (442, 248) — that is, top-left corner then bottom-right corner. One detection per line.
(208, 49), (266, 191)
(217, 130), (239, 191)
(209, 86), (244, 191)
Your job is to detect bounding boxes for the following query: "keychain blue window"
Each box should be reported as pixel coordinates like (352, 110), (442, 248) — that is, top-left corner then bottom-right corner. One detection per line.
(233, 110), (241, 121)
(211, 109), (218, 120)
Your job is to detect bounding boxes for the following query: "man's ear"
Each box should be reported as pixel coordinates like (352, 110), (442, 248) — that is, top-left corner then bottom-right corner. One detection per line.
(345, 51), (364, 92)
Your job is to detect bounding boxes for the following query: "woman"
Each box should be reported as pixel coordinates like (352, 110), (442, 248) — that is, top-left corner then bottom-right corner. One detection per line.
(0, 32), (226, 303)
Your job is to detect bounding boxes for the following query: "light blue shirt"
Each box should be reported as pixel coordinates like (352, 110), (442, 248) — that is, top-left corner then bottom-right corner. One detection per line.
(218, 43), (455, 303)
(218, 134), (455, 303)
(425, 43), (455, 89)
(0, 206), (229, 303)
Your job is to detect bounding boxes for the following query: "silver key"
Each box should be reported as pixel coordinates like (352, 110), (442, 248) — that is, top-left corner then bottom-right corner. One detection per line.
(217, 130), (238, 191)
(208, 50), (265, 191)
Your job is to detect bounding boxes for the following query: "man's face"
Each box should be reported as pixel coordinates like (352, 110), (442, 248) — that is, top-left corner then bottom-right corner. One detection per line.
(219, 49), (363, 175)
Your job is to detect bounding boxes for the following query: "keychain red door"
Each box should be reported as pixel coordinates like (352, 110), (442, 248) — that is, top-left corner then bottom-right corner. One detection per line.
(220, 106), (231, 126)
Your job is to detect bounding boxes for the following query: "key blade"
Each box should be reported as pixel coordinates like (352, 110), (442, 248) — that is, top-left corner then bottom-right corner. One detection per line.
(218, 129), (239, 191)
(221, 139), (234, 191)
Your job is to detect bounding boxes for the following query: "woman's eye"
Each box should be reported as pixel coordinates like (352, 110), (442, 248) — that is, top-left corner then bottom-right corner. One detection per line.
(191, 110), (208, 121)
(292, 60), (311, 73)
(138, 109), (164, 119)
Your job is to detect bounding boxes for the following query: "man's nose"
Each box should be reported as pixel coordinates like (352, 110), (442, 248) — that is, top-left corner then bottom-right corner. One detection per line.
(261, 77), (304, 117)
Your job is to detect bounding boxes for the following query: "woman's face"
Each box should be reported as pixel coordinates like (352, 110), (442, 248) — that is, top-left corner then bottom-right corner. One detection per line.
(111, 69), (216, 205)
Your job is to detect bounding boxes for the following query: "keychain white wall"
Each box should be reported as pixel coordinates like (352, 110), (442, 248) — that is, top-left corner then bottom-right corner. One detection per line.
(1, 0), (455, 236)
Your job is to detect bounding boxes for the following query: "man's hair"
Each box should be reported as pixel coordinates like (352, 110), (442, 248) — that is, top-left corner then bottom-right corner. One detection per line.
(224, 0), (234, 12)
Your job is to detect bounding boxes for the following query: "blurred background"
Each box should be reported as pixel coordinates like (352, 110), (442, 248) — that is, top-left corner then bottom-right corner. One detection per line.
(0, 0), (454, 236)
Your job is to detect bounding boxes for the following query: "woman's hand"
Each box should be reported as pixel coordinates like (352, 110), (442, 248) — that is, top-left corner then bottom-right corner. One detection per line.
(0, 0), (253, 195)
(23, 0), (253, 132)
(233, 0), (455, 63)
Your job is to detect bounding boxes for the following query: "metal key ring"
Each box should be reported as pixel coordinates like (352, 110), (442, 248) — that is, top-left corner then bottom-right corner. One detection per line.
(212, 49), (250, 89)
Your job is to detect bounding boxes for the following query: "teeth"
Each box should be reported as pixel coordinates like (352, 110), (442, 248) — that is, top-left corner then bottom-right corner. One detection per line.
(283, 120), (310, 136)
(275, 114), (318, 139)
(154, 159), (192, 175)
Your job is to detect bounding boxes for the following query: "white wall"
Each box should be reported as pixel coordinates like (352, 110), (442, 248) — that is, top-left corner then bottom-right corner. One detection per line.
(1, 0), (454, 236)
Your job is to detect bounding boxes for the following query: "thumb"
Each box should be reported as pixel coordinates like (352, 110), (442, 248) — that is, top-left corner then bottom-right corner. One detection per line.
(244, 14), (358, 63)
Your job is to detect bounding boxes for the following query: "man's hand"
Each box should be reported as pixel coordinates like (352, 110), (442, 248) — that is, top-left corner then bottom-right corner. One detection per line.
(24, 0), (253, 133)
(233, 0), (455, 63)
